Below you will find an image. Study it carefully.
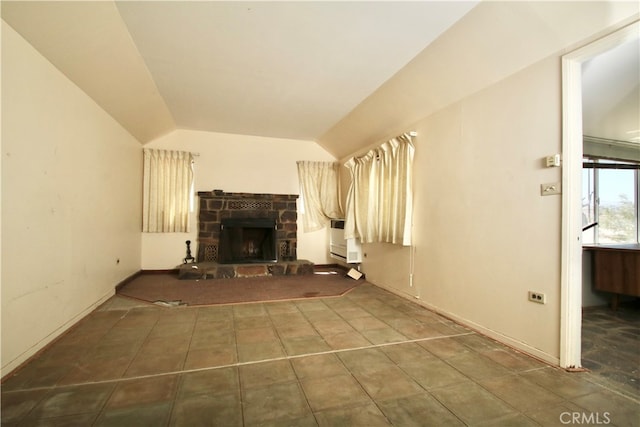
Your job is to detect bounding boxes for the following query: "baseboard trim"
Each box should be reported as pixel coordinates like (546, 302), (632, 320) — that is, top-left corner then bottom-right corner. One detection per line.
(115, 270), (143, 291)
(1, 288), (114, 381)
(3, 270), (145, 380)
(114, 269), (181, 292)
(372, 281), (560, 367)
(140, 268), (180, 275)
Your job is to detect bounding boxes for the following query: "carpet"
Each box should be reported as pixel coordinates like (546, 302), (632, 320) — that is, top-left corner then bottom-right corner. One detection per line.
(117, 268), (362, 306)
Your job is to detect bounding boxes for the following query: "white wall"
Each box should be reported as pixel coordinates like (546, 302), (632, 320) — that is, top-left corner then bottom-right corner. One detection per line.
(141, 129), (335, 269)
(1, 22), (143, 376)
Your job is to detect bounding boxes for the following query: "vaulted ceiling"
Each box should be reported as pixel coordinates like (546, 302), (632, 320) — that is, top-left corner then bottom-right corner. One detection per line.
(582, 37), (640, 146)
(2, 1), (638, 159)
(1, 1), (478, 149)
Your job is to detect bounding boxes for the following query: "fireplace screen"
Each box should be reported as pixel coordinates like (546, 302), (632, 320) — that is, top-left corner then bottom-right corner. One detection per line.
(218, 218), (277, 264)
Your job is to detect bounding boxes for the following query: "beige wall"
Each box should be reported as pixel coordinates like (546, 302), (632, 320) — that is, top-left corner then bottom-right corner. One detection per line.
(1, 22), (143, 375)
(322, 1), (640, 158)
(336, 4), (639, 365)
(413, 57), (563, 360)
(141, 129), (335, 269)
(347, 57), (563, 362)
(2, 2), (637, 376)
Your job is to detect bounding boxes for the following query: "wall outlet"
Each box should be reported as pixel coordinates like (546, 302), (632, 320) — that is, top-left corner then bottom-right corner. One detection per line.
(528, 291), (546, 304)
(540, 182), (561, 196)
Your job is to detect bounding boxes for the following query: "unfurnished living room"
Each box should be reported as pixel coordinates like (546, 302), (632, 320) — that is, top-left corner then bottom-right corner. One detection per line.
(1, 1), (639, 426)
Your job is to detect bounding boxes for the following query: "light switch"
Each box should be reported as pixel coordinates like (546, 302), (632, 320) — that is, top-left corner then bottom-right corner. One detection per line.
(546, 154), (561, 167)
(541, 182), (561, 196)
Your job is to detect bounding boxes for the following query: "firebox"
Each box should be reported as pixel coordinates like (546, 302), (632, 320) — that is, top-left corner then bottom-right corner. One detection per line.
(218, 218), (277, 264)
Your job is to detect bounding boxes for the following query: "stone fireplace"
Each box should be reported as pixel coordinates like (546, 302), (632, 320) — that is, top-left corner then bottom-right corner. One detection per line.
(196, 190), (298, 264)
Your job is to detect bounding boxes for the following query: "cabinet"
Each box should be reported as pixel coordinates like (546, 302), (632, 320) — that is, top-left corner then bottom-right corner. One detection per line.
(584, 244), (640, 309)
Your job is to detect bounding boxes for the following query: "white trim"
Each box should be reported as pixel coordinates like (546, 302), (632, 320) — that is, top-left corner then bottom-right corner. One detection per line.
(560, 21), (639, 369)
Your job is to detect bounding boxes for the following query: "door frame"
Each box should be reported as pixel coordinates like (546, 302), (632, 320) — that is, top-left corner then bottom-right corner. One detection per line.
(560, 21), (639, 368)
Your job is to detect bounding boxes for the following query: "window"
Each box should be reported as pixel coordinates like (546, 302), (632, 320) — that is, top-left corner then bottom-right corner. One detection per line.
(344, 133), (414, 246)
(582, 158), (639, 244)
(142, 149), (195, 233)
(296, 161), (343, 232)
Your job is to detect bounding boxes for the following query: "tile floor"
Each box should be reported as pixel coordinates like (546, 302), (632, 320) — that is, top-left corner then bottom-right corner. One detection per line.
(2, 283), (639, 426)
(582, 300), (640, 398)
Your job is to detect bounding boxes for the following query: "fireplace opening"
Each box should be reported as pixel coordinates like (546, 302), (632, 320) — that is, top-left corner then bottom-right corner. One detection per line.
(218, 218), (277, 264)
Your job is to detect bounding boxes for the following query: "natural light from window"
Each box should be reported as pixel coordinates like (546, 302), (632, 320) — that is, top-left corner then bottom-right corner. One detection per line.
(582, 159), (639, 245)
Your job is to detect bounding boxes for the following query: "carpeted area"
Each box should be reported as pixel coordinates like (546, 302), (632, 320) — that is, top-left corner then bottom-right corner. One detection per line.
(117, 268), (362, 306)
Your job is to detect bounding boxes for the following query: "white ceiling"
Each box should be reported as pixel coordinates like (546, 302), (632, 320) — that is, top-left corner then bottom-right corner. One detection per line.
(582, 37), (640, 145)
(3, 1), (637, 158)
(1, 0), (478, 147)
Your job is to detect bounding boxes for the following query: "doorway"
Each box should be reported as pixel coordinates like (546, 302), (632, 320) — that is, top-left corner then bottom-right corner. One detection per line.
(560, 21), (639, 369)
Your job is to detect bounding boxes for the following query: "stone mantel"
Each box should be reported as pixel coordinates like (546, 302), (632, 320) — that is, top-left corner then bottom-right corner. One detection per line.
(196, 190), (299, 263)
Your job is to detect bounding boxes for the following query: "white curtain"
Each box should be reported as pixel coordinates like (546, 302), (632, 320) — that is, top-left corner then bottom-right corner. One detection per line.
(142, 149), (194, 233)
(344, 133), (414, 245)
(296, 161), (344, 232)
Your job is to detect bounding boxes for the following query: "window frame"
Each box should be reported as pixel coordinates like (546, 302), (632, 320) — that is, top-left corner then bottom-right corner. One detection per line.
(582, 157), (640, 245)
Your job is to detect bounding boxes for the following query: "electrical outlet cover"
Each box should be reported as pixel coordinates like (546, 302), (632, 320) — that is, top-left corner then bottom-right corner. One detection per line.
(540, 182), (561, 196)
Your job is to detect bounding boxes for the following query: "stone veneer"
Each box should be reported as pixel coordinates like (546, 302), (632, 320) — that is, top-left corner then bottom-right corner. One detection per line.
(196, 190), (298, 263)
